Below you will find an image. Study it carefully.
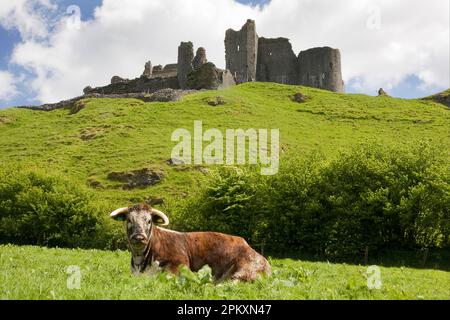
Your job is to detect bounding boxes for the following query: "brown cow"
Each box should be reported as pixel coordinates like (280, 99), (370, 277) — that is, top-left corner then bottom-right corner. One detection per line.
(111, 204), (271, 282)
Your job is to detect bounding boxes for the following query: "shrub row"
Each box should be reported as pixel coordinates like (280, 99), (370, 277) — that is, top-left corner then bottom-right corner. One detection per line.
(175, 142), (450, 258)
(0, 165), (124, 249)
(1, 142), (448, 259)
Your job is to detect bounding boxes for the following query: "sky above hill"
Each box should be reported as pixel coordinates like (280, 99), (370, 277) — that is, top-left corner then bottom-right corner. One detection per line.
(0, 0), (448, 108)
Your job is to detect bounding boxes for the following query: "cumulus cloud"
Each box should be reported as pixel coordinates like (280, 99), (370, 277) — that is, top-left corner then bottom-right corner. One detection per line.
(0, 71), (19, 101)
(3, 0), (449, 103)
(0, 0), (56, 40)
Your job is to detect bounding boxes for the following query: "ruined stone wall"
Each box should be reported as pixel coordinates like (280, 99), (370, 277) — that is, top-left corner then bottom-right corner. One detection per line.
(225, 19), (258, 83)
(177, 42), (194, 89)
(256, 37), (298, 84)
(88, 76), (180, 95)
(163, 64), (178, 72)
(88, 44), (233, 95)
(150, 64), (178, 78)
(298, 47), (344, 93)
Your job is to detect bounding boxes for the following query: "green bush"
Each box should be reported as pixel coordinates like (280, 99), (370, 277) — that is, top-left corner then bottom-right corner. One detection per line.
(176, 142), (450, 259)
(0, 165), (116, 249)
(174, 167), (265, 243)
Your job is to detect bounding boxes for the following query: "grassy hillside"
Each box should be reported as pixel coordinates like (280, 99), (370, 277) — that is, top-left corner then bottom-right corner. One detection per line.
(0, 82), (448, 210)
(1, 244), (449, 300)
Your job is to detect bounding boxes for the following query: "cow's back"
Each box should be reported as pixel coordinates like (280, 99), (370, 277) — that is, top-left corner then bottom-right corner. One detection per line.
(152, 228), (271, 281)
(185, 231), (269, 280)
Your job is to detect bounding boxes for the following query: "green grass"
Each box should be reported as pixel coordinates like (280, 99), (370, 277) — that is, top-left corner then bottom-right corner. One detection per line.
(0, 244), (448, 300)
(0, 83), (448, 208)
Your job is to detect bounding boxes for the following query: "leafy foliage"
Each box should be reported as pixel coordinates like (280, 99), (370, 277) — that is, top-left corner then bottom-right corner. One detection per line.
(0, 165), (115, 248)
(177, 143), (450, 258)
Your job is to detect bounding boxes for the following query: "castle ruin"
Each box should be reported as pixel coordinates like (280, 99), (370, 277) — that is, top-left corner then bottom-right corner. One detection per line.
(85, 19), (344, 96)
(225, 20), (344, 92)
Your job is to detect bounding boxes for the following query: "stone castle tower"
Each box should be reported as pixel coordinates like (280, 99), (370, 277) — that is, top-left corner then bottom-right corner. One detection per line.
(225, 19), (259, 83)
(225, 20), (345, 92)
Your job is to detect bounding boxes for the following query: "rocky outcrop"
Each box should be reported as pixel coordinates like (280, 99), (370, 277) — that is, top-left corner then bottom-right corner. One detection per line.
(292, 92), (308, 103)
(193, 47), (207, 70)
(147, 88), (196, 102)
(89, 75), (180, 95)
(111, 76), (128, 84)
(378, 88), (389, 96)
(83, 86), (93, 94)
(207, 96), (226, 106)
(186, 62), (235, 90)
(107, 168), (164, 190)
(17, 89), (196, 113)
(166, 158), (186, 165)
(423, 89), (450, 108)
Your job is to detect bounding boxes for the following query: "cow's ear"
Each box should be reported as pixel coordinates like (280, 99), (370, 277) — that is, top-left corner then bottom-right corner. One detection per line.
(110, 207), (129, 221)
(114, 215), (126, 222)
(151, 215), (165, 225)
(151, 208), (170, 226)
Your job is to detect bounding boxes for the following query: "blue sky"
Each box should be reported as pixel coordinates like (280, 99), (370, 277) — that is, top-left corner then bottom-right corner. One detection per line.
(0, 0), (448, 108)
(0, 0), (102, 107)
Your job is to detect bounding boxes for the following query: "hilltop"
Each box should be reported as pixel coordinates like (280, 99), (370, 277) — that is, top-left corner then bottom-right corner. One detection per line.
(423, 89), (450, 107)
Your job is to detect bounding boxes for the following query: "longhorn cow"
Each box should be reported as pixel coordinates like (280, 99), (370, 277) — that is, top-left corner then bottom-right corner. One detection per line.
(111, 204), (271, 282)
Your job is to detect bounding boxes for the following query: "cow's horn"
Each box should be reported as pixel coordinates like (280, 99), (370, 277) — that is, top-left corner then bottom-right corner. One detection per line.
(110, 207), (129, 218)
(151, 208), (169, 226)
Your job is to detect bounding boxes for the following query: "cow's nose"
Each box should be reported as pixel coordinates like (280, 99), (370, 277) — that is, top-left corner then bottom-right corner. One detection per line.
(132, 234), (147, 243)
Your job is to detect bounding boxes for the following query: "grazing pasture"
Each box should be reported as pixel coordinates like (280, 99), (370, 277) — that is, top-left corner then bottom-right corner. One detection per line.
(0, 245), (449, 300)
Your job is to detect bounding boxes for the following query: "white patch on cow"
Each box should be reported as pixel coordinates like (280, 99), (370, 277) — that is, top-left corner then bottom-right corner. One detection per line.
(131, 265), (140, 276)
(132, 255), (144, 266)
(144, 259), (162, 276)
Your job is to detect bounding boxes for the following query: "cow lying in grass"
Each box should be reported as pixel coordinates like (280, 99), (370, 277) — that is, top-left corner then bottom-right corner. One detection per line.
(111, 204), (271, 282)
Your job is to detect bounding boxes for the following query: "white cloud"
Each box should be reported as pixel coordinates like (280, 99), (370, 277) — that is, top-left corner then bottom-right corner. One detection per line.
(0, 0), (56, 40)
(3, 0), (449, 103)
(0, 71), (19, 101)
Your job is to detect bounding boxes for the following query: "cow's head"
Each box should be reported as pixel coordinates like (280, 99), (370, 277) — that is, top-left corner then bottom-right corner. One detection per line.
(110, 204), (169, 251)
